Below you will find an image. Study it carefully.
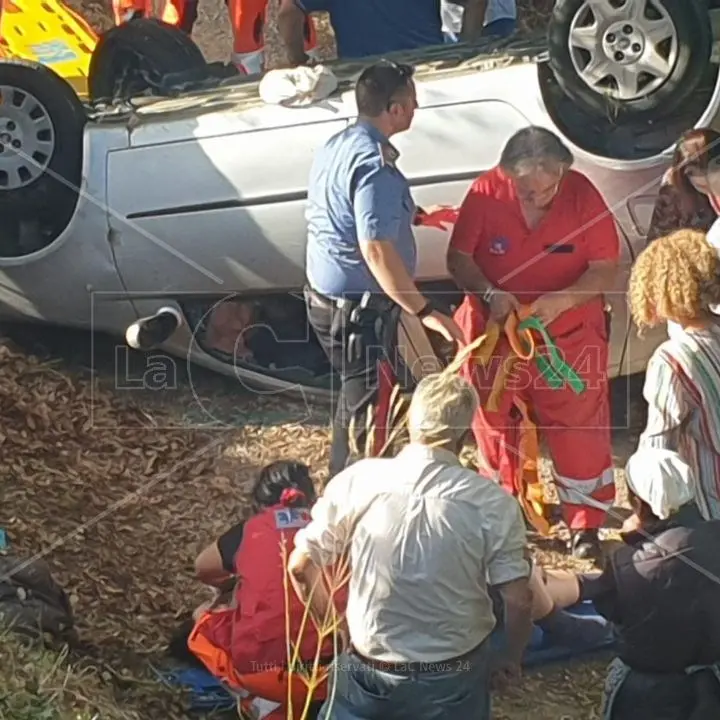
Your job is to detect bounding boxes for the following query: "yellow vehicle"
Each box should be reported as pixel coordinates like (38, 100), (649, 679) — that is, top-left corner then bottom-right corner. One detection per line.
(0, 0), (208, 101)
(0, 0), (97, 98)
(0, 0), (213, 228)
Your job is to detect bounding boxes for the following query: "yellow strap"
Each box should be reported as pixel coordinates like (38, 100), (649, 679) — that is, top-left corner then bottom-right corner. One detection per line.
(471, 315), (551, 536)
(515, 398), (551, 536)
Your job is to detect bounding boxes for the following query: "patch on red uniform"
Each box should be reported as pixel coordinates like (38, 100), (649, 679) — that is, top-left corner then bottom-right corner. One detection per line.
(489, 236), (509, 255)
(273, 508), (310, 530)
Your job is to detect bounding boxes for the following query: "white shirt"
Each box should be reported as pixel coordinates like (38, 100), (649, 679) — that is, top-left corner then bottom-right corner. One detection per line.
(441, 0), (517, 35)
(293, 443), (529, 663)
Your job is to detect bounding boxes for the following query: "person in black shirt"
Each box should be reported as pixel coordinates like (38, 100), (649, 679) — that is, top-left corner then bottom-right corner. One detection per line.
(530, 447), (720, 720)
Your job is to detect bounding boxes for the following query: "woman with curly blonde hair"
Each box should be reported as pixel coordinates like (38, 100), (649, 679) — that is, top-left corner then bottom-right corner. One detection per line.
(629, 229), (720, 519)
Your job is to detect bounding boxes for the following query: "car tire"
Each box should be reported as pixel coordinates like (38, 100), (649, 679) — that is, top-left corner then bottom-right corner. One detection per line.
(88, 18), (207, 102)
(548, 0), (712, 120)
(0, 60), (85, 217)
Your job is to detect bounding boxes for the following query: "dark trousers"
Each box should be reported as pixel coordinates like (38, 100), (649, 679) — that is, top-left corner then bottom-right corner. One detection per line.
(609, 667), (720, 720)
(305, 287), (392, 477)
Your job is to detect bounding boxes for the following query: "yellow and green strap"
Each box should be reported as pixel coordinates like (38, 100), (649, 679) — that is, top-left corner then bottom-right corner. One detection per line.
(518, 316), (586, 393)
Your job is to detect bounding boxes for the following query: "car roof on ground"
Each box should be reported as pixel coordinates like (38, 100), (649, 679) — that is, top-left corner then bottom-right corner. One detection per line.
(90, 33), (548, 125)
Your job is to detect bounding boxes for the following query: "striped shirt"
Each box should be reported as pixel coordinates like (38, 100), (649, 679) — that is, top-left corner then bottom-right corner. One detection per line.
(639, 324), (720, 520)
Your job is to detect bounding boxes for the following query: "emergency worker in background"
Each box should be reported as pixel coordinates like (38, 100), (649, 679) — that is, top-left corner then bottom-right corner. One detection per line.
(111, 0), (197, 32)
(304, 61), (462, 477)
(447, 127), (619, 559)
(189, 461), (346, 718)
(111, 0), (318, 75)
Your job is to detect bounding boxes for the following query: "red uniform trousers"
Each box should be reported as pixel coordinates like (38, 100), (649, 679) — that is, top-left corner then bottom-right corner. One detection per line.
(456, 295), (615, 530)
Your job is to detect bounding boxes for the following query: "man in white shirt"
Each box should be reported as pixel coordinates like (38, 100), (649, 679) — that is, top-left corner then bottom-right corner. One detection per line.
(288, 373), (532, 719)
(442, 0), (517, 43)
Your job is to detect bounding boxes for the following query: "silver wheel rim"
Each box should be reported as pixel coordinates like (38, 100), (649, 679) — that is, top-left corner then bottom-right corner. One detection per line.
(568, 0), (679, 102)
(0, 84), (55, 190)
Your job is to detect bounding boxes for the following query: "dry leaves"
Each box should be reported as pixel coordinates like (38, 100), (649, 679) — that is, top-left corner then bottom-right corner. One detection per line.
(0, 340), (224, 655)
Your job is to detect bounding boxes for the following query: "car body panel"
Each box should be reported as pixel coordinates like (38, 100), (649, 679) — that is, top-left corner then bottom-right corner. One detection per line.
(0, 125), (138, 333)
(109, 59), (663, 383)
(1, 36), (718, 398)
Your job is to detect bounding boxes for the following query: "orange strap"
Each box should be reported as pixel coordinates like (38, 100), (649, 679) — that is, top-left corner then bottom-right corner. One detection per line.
(473, 311), (534, 414)
(472, 310), (550, 536)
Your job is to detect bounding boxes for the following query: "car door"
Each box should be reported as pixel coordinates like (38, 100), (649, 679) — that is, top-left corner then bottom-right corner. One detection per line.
(108, 97), (349, 296)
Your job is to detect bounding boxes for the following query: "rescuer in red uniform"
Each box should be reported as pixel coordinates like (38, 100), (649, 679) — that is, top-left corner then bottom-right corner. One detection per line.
(189, 461), (347, 717)
(446, 127), (619, 559)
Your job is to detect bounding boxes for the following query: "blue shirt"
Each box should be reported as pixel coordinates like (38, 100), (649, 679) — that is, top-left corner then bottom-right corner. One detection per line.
(299, 0), (443, 58)
(305, 122), (417, 299)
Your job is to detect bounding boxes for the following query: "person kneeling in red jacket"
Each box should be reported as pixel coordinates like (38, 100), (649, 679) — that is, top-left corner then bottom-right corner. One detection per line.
(189, 461), (347, 718)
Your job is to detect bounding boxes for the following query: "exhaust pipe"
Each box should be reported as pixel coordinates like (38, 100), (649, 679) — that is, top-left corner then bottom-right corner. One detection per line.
(125, 306), (183, 351)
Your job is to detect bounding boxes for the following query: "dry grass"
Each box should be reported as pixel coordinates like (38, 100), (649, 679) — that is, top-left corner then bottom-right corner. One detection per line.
(0, 629), (184, 720)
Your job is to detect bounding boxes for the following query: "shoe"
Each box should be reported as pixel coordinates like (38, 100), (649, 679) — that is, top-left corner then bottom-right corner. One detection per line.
(569, 529), (602, 560)
(125, 307), (182, 351)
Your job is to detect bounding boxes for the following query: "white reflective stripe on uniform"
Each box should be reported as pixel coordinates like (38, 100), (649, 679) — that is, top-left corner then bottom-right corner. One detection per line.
(251, 697), (282, 719)
(237, 696), (282, 720)
(554, 467), (615, 507)
(232, 49), (264, 76)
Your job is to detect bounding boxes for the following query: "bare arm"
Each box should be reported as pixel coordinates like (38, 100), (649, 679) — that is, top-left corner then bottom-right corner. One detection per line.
(495, 577), (533, 665)
(354, 163), (430, 314)
(460, 0), (488, 40)
(447, 247), (494, 297)
(485, 494), (533, 669)
(277, 0), (308, 66)
(361, 241), (426, 314)
(288, 471), (353, 633)
(288, 548), (336, 629)
(194, 542), (233, 589)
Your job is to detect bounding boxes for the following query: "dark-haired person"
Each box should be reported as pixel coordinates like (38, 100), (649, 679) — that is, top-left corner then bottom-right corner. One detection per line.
(277, 0), (489, 64)
(447, 126), (620, 559)
(188, 461), (346, 716)
(646, 128), (720, 243)
(303, 61), (463, 477)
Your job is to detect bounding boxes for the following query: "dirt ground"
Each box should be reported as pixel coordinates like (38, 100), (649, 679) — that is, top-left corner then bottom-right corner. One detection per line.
(0, 319), (644, 720)
(1, 1), (643, 717)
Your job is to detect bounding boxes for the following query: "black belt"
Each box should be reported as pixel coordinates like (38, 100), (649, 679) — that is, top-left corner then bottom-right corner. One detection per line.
(348, 643), (481, 675)
(305, 286), (394, 313)
(305, 287), (353, 310)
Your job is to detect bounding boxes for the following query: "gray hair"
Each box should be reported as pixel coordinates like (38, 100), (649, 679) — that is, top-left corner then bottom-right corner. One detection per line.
(499, 126), (574, 177)
(407, 373), (478, 447)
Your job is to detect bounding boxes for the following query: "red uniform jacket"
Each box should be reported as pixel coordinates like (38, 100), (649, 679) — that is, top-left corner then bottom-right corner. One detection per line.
(202, 503), (346, 674)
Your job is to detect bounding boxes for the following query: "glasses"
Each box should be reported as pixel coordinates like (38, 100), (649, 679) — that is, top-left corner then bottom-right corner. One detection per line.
(516, 177), (562, 205)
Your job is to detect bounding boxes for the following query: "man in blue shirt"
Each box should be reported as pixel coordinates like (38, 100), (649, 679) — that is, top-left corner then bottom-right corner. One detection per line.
(278, 0), (480, 63)
(304, 61), (462, 476)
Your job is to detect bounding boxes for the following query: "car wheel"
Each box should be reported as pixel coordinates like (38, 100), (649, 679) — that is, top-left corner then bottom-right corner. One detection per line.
(548, 0), (712, 120)
(0, 60), (85, 218)
(88, 18), (207, 102)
